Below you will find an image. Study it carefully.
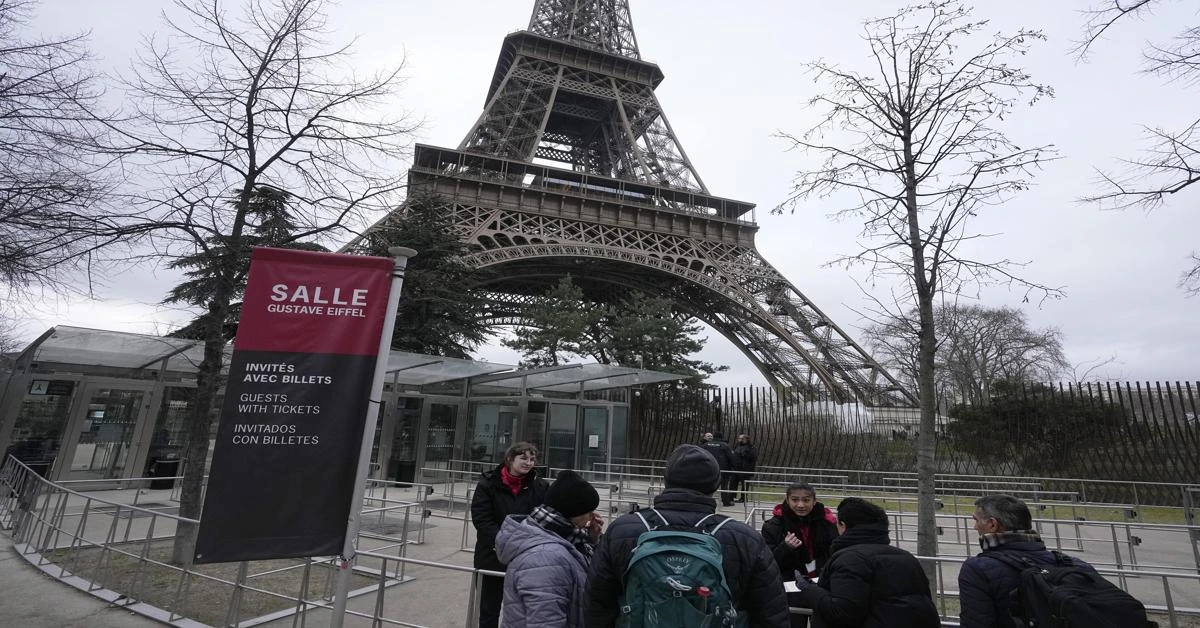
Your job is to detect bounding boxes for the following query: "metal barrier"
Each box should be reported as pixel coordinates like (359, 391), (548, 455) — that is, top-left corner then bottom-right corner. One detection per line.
(4, 454), (1197, 627)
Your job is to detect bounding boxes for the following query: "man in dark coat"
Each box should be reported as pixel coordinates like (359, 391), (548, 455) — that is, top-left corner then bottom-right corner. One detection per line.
(958, 494), (1099, 628)
(730, 434), (757, 503)
(470, 443), (551, 628)
(792, 498), (939, 628)
(584, 444), (790, 628)
(701, 431), (736, 506)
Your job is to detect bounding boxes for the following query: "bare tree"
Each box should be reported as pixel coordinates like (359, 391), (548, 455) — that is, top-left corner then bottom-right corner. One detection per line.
(865, 304), (1068, 407)
(1075, 0), (1200, 293)
(774, 0), (1061, 573)
(0, 308), (22, 356)
(97, 0), (416, 563)
(0, 0), (125, 295)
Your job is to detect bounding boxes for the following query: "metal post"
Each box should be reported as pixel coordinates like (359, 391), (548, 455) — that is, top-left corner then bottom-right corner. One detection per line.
(329, 247), (416, 628)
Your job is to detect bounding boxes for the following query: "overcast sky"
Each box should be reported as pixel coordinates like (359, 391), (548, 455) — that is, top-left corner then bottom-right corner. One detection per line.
(17, 0), (1200, 386)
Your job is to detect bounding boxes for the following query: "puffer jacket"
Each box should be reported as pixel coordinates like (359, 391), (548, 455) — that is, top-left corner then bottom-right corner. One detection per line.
(584, 488), (790, 628)
(495, 515), (589, 628)
(470, 464), (549, 571)
(958, 539), (1098, 628)
(795, 523), (939, 628)
(761, 501), (839, 580)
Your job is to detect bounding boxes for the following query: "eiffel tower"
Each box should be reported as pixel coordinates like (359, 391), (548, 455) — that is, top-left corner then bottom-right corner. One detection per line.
(375, 0), (915, 406)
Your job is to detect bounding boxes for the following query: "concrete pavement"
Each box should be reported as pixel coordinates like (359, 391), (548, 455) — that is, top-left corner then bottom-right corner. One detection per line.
(0, 530), (163, 627)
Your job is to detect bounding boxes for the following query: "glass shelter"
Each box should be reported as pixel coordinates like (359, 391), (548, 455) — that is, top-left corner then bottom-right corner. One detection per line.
(0, 326), (684, 485)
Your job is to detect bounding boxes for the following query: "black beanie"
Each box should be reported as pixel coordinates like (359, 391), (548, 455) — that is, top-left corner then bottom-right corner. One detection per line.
(546, 469), (600, 518)
(664, 444), (721, 494)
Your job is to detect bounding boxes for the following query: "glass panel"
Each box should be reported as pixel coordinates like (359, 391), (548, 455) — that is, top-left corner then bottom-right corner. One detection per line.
(547, 404), (577, 471)
(144, 387), (194, 478)
(424, 402), (459, 474)
(467, 401), (518, 464)
(33, 326), (202, 370)
(611, 406), (628, 479)
(580, 406), (608, 479)
(390, 397), (421, 482)
(524, 400), (547, 454)
(4, 380), (77, 476)
(370, 399), (387, 476)
(69, 388), (145, 480)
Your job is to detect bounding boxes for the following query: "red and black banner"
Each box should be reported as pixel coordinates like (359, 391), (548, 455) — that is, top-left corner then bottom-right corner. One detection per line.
(194, 247), (393, 564)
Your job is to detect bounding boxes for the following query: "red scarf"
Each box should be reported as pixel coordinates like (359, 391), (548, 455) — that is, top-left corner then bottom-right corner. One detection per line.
(500, 466), (525, 496)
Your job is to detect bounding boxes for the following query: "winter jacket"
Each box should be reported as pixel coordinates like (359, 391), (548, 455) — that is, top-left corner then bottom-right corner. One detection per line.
(958, 539), (1098, 628)
(470, 464), (550, 571)
(702, 438), (735, 470)
(732, 442), (757, 473)
(761, 501), (839, 580)
(794, 523), (939, 628)
(495, 515), (589, 628)
(584, 488), (790, 628)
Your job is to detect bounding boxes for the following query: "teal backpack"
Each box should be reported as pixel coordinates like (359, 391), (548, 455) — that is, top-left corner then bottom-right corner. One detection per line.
(617, 509), (747, 628)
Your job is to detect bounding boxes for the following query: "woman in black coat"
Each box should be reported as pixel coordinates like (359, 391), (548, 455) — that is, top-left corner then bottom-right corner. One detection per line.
(470, 442), (550, 628)
(792, 498), (939, 628)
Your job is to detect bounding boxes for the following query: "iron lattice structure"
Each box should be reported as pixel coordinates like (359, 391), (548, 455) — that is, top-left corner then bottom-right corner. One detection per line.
(365, 1), (916, 406)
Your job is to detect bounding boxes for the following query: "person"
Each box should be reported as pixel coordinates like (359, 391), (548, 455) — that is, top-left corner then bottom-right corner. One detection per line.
(791, 498), (939, 628)
(701, 431), (736, 506)
(958, 494), (1100, 628)
(495, 469), (605, 628)
(730, 434), (757, 503)
(585, 444), (790, 628)
(762, 482), (839, 584)
(470, 441), (550, 628)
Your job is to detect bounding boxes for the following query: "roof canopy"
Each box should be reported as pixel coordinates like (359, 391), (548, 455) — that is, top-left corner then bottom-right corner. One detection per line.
(19, 326), (686, 394)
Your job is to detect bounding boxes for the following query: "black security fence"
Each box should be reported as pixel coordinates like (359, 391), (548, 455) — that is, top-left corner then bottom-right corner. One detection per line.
(630, 381), (1200, 505)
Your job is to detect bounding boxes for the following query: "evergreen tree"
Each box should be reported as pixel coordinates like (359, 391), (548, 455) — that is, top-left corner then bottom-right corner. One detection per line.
(504, 277), (724, 381)
(502, 277), (604, 366)
(163, 185), (325, 340)
(363, 193), (492, 357)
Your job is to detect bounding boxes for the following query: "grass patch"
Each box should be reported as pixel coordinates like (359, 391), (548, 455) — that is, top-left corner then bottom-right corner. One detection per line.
(45, 540), (377, 626)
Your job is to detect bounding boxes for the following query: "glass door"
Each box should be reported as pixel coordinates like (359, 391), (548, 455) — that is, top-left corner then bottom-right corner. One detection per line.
(547, 403), (577, 471)
(65, 386), (149, 481)
(5, 379), (78, 477)
(580, 406), (609, 480)
(423, 402), (460, 475)
(142, 386), (194, 487)
(467, 401), (518, 464)
(388, 397), (421, 483)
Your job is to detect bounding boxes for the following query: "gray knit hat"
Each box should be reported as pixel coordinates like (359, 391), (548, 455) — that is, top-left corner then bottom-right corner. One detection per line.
(664, 444), (721, 494)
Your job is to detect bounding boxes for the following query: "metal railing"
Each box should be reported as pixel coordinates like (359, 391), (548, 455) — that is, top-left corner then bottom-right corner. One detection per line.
(4, 454), (1198, 627)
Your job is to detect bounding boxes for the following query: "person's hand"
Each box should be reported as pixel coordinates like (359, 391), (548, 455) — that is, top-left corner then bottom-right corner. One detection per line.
(784, 532), (803, 549)
(793, 574), (816, 590)
(586, 512), (605, 541)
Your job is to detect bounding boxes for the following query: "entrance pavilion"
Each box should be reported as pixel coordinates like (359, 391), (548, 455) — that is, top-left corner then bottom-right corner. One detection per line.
(0, 326), (684, 485)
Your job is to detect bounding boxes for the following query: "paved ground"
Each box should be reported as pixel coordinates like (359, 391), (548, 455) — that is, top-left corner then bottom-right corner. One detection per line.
(0, 529), (163, 628)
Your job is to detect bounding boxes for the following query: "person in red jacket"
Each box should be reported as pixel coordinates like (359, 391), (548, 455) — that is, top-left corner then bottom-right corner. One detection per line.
(761, 482), (839, 627)
(762, 482), (838, 576)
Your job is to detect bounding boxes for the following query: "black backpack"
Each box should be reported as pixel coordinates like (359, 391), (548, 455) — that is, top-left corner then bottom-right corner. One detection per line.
(988, 550), (1156, 628)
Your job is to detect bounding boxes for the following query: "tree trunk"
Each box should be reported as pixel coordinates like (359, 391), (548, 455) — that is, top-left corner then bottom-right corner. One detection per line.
(170, 191), (252, 565)
(902, 116), (939, 585)
(171, 294), (234, 564)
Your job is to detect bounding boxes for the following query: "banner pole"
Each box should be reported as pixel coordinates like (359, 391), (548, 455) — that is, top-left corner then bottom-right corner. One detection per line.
(330, 246), (416, 628)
